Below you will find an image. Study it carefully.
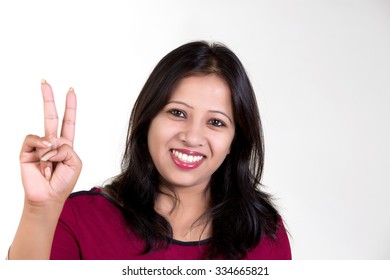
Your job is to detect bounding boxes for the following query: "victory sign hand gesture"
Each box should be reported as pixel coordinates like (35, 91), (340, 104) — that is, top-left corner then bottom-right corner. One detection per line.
(19, 80), (82, 206)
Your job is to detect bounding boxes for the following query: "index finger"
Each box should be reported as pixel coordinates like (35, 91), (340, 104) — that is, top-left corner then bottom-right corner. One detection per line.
(41, 80), (58, 140)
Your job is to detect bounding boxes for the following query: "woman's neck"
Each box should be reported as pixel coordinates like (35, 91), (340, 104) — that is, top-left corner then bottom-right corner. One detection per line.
(155, 184), (211, 242)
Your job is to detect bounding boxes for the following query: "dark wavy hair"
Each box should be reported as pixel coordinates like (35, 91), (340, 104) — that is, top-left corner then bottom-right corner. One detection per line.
(105, 41), (280, 259)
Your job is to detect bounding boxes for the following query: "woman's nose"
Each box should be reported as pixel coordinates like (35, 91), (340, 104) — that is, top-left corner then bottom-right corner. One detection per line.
(179, 121), (206, 147)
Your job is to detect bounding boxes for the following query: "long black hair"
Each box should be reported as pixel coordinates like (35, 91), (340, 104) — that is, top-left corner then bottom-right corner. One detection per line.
(105, 41), (280, 259)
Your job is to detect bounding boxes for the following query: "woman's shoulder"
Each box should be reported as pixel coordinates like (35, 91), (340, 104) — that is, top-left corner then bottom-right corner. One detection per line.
(63, 187), (122, 214)
(246, 218), (292, 260)
(68, 187), (116, 202)
(59, 187), (127, 234)
(68, 186), (104, 197)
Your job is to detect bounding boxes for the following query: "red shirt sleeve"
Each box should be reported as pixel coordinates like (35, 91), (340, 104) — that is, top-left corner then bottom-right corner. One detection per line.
(50, 199), (81, 260)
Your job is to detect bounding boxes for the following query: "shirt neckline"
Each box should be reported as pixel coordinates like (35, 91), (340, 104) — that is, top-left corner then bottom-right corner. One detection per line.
(85, 187), (212, 247)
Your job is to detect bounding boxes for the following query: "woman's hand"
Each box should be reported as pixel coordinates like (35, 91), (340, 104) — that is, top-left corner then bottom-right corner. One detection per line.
(19, 80), (82, 206)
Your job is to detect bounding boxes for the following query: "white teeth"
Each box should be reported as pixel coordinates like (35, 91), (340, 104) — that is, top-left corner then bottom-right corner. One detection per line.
(171, 150), (204, 163)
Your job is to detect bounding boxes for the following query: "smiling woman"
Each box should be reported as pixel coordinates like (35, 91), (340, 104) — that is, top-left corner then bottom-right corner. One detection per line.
(9, 41), (291, 260)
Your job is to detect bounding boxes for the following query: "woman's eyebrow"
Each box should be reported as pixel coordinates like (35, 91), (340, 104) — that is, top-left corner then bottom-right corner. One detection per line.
(167, 100), (233, 124)
(167, 100), (193, 109)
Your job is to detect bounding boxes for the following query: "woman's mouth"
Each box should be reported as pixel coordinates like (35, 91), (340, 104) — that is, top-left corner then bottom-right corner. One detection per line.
(170, 149), (205, 169)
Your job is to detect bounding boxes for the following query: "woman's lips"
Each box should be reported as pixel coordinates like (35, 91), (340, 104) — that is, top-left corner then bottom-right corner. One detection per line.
(170, 149), (206, 169)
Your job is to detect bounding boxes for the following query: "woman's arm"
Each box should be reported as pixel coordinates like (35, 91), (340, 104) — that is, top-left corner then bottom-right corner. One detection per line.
(9, 81), (82, 259)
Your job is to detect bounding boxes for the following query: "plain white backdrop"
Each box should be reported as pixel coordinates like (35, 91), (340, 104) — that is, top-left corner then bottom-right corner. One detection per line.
(0, 0), (389, 259)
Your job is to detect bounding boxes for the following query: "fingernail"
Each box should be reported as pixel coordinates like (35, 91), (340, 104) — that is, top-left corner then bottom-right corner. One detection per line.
(41, 79), (47, 84)
(68, 87), (74, 92)
(41, 150), (57, 161)
(42, 140), (52, 147)
(44, 167), (52, 180)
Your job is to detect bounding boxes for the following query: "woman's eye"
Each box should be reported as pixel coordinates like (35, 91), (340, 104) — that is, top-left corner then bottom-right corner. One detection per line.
(208, 119), (226, 127)
(168, 109), (186, 118)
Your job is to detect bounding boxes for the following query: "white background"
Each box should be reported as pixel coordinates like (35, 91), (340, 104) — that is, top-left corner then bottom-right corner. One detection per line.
(0, 0), (389, 260)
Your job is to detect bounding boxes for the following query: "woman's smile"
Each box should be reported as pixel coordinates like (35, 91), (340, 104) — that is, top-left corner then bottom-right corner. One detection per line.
(170, 149), (206, 169)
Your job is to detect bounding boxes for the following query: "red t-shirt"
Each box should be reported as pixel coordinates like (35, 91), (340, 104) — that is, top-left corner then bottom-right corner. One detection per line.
(50, 187), (292, 260)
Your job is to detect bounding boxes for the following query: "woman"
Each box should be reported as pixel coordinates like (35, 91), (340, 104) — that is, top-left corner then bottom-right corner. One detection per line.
(9, 41), (291, 259)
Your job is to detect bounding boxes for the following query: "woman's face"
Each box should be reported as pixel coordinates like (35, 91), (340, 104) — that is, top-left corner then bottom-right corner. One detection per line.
(148, 74), (235, 191)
